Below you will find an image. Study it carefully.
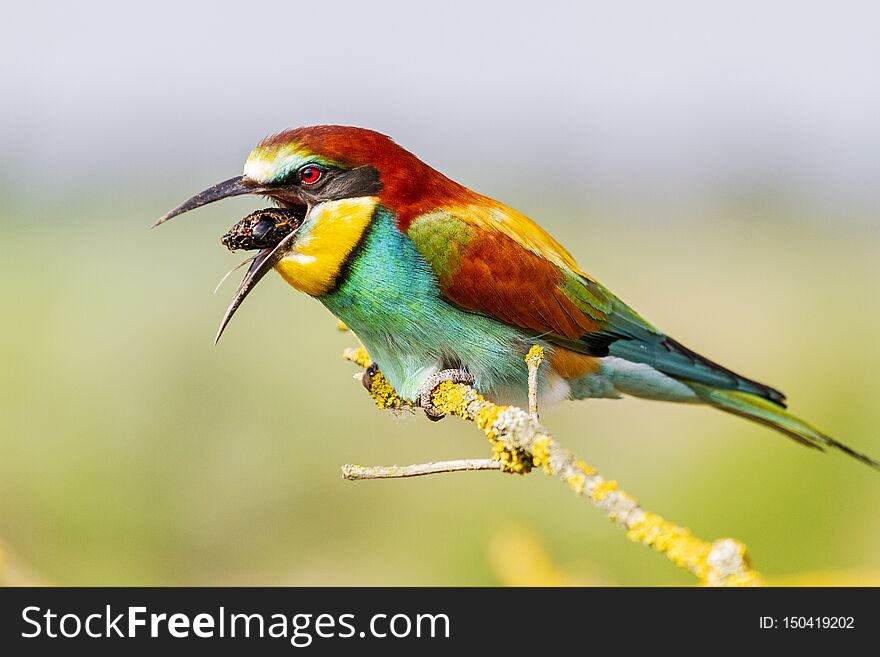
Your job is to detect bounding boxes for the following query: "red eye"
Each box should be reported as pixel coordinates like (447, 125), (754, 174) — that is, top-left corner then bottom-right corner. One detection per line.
(299, 166), (322, 185)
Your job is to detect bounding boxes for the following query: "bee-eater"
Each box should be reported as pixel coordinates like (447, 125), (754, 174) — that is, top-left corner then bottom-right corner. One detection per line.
(157, 125), (878, 470)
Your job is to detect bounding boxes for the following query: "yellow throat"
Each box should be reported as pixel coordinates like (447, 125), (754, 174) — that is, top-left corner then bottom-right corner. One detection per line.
(274, 196), (379, 297)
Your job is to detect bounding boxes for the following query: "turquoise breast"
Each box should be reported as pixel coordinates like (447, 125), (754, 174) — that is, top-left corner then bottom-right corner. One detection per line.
(320, 207), (536, 402)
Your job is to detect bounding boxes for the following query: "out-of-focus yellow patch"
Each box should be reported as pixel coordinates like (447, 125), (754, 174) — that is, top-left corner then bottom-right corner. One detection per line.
(489, 525), (604, 586)
(0, 540), (46, 586)
(767, 570), (880, 587)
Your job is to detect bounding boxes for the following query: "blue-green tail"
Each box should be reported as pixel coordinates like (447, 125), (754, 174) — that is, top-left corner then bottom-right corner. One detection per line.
(688, 383), (880, 471)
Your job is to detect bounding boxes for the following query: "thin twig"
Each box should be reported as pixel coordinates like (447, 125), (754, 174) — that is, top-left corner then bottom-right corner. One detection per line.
(342, 459), (502, 480)
(526, 345), (544, 421)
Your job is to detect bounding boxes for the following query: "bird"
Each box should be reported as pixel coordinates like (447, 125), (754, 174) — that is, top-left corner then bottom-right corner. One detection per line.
(156, 125), (879, 470)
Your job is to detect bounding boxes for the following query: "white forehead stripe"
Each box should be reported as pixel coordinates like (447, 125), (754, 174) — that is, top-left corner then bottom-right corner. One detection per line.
(243, 157), (280, 184)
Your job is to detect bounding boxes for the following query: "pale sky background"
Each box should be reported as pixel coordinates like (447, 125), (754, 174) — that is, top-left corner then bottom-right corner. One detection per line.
(2, 0), (879, 215)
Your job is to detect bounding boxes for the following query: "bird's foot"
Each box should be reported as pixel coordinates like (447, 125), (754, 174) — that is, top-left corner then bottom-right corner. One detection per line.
(361, 362), (379, 391)
(416, 369), (476, 421)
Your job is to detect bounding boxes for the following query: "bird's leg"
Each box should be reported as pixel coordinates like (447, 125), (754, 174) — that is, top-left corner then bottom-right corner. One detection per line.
(361, 362), (380, 391)
(416, 369), (476, 421)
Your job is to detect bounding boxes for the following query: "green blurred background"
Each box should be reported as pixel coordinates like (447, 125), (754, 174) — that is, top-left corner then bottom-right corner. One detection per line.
(2, 1), (879, 585)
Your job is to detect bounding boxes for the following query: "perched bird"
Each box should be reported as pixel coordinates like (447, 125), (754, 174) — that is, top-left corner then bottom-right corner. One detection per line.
(157, 125), (879, 470)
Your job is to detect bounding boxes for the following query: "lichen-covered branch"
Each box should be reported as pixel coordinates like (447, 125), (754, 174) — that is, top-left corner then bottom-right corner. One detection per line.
(342, 344), (762, 587)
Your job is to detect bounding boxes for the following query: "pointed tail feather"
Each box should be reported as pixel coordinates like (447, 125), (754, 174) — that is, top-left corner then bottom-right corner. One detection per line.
(687, 383), (880, 471)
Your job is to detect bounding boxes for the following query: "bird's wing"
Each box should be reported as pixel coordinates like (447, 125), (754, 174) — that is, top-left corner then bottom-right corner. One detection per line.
(405, 201), (785, 403)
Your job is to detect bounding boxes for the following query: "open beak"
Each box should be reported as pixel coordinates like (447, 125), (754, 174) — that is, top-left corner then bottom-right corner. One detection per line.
(153, 176), (271, 227)
(156, 176), (305, 343)
(214, 228), (301, 344)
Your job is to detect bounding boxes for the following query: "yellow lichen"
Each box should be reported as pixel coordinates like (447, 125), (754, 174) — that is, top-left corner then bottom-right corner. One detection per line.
(623, 511), (758, 583)
(489, 439), (533, 474)
(431, 381), (476, 419)
(565, 472), (587, 495)
(368, 370), (404, 409)
(525, 345), (545, 366)
(574, 459), (597, 476)
(342, 346), (407, 409)
(590, 479), (619, 501)
(531, 436), (553, 474)
(344, 345), (371, 369)
(474, 404), (503, 438)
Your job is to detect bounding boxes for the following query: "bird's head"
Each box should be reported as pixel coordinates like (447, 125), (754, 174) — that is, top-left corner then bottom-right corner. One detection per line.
(155, 125), (453, 228)
(156, 125), (465, 341)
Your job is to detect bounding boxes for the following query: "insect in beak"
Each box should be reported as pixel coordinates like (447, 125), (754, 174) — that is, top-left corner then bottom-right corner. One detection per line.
(214, 207), (305, 343)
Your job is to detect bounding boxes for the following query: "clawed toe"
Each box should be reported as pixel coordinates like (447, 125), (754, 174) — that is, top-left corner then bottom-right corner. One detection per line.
(416, 369), (476, 421)
(362, 362), (379, 391)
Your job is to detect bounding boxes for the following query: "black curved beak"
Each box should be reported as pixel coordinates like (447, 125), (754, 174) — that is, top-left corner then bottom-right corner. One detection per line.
(214, 228), (301, 344)
(153, 176), (270, 228)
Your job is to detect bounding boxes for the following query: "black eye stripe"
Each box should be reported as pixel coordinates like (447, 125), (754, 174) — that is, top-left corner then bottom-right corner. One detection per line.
(265, 164), (383, 200)
(309, 165), (383, 201)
